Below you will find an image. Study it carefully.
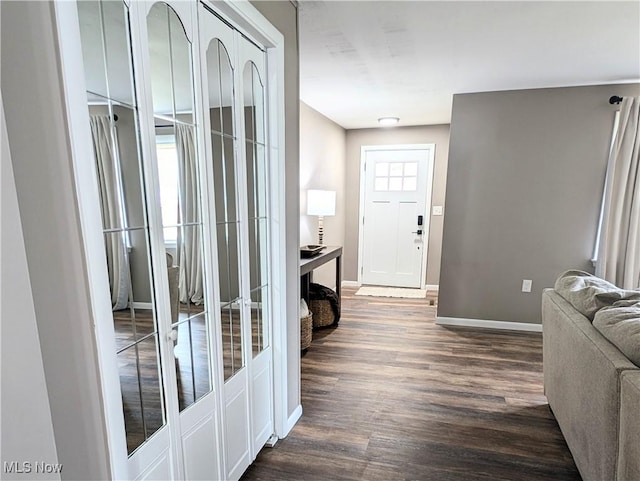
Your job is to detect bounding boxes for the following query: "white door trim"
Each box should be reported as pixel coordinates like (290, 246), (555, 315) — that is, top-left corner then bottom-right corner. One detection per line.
(357, 144), (435, 289)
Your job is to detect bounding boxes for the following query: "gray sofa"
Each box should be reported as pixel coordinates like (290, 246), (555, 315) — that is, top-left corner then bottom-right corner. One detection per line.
(542, 272), (640, 481)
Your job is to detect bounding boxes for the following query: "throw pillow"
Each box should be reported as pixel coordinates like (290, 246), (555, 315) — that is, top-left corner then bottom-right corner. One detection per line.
(554, 270), (640, 320)
(593, 300), (640, 367)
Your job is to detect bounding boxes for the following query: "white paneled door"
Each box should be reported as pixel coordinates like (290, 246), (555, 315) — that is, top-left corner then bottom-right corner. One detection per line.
(360, 146), (434, 288)
(200, 7), (274, 480)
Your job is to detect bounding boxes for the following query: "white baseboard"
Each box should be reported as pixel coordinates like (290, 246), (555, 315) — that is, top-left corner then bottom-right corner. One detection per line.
(131, 302), (153, 310)
(436, 316), (542, 332)
(344, 280), (436, 291)
(283, 404), (302, 437)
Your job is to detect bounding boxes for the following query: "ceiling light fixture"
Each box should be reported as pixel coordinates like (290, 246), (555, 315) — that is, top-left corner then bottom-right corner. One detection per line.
(378, 117), (399, 126)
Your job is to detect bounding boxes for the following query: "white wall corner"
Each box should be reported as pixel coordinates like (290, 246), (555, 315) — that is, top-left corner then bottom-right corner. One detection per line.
(283, 404), (303, 438)
(435, 316), (543, 333)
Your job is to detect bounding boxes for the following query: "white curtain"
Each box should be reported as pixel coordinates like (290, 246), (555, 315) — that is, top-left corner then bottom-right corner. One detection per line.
(90, 115), (130, 310)
(176, 124), (204, 304)
(596, 97), (640, 289)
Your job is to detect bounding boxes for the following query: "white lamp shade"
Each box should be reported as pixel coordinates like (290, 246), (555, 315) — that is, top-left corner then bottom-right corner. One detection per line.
(307, 189), (336, 216)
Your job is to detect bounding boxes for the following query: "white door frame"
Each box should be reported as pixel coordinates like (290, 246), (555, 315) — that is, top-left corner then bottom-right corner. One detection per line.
(357, 144), (435, 289)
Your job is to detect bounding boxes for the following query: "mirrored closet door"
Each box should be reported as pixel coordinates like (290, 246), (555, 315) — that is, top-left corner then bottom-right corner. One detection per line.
(239, 35), (274, 459)
(76, 1), (221, 479)
(143, 2), (222, 479)
(76, 0), (171, 465)
(71, 0), (275, 479)
(199, 7), (273, 478)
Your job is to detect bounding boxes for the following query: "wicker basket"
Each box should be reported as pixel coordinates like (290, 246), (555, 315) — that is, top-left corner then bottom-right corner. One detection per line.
(309, 299), (336, 328)
(300, 313), (313, 350)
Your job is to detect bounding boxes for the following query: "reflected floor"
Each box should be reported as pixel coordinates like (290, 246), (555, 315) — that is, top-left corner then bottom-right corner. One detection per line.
(114, 308), (164, 454)
(113, 302), (262, 453)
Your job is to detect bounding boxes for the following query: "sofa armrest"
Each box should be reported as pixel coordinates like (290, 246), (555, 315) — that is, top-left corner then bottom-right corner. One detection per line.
(618, 371), (640, 481)
(542, 289), (638, 481)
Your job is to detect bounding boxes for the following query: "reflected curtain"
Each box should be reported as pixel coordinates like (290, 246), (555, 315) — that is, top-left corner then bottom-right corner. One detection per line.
(90, 115), (130, 309)
(596, 97), (640, 289)
(176, 124), (204, 304)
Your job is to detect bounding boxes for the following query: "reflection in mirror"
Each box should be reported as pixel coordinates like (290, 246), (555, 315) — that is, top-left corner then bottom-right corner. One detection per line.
(208, 38), (244, 380)
(243, 62), (269, 357)
(78, 0), (165, 455)
(117, 333), (164, 453)
(147, 2), (212, 410)
(173, 314), (210, 410)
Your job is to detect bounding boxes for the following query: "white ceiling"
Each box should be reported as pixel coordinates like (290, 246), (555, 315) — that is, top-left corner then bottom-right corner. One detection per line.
(299, 1), (640, 129)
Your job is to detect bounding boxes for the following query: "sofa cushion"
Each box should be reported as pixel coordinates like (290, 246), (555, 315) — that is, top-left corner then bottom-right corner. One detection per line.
(593, 300), (640, 367)
(554, 270), (640, 320)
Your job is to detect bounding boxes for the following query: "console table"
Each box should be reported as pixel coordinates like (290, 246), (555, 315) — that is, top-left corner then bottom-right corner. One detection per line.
(300, 245), (342, 307)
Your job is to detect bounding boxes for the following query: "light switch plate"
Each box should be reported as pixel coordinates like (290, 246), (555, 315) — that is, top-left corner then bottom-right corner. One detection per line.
(522, 279), (532, 293)
(432, 205), (443, 216)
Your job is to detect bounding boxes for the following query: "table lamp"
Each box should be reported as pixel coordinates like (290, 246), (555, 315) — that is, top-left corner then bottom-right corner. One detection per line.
(307, 189), (336, 245)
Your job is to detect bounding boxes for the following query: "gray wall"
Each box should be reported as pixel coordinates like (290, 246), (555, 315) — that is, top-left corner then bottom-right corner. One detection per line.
(439, 83), (640, 325)
(1, 92), (60, 481)
(1, 1), (111, 479)
(300, 102), (346, 289)
(250, 0), (300, 424)
(344, 125), (450, 286)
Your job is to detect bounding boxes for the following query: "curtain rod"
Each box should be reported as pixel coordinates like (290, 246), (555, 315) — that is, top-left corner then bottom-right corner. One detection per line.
(609, 96), (623, 105)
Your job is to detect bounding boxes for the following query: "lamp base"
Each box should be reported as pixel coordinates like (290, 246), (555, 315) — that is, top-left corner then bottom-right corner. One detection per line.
(317, 216), (324, 245)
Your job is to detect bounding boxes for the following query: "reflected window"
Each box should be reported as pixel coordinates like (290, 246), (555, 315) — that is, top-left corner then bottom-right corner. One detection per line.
(156, 135), (179, 244)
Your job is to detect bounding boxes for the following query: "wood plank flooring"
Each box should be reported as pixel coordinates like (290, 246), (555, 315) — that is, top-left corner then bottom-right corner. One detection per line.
(241, 287), (581, 481)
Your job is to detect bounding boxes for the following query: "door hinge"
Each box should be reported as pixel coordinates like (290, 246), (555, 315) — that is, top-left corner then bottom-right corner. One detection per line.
(362, 216), (365, 225)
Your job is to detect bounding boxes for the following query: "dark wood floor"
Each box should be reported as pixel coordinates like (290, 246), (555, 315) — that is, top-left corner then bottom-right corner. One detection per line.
(242, 287), (581, 481)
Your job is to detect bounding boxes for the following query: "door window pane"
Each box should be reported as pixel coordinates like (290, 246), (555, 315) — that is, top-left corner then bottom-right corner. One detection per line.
(389, 162), (403, 177)
(374, 161), (419, 193)
(375, 162), (388, 177)
(375, 177), (389, 191)
(404, 161), (418, 176)
(389, 177), (403, 191)
(403, 177), (417, 192)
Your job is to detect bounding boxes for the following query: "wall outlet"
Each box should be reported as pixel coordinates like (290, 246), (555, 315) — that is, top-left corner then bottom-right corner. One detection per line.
(522, 279), (532, 293)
